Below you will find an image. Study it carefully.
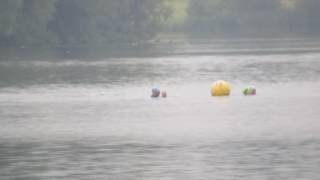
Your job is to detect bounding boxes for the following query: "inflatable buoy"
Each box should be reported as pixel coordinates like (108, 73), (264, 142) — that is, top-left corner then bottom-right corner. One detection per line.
(161, 90), (167, 98)
(211, 80), (231, 96)
(243, 86), (256, 96)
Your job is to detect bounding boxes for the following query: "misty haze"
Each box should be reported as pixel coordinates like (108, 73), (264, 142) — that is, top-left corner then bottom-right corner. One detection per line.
(0, 0), (320, 179)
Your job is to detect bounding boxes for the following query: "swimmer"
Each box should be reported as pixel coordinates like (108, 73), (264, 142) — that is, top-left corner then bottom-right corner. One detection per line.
(151, 87), (160, 98)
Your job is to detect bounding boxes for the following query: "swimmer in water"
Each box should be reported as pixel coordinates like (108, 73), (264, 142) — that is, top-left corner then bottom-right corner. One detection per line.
(151, 87), (160, 98)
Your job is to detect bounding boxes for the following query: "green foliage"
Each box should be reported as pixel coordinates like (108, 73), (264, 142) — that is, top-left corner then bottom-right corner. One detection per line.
(1, 0), (320, 46)
(186, 0), (320, 37)
(15, 0), (57, 45)
(0, 0), (23, 43)
(0, 0), (170, 46)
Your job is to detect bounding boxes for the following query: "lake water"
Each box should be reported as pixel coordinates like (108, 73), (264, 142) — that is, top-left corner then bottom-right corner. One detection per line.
(1, 39), (320, 179)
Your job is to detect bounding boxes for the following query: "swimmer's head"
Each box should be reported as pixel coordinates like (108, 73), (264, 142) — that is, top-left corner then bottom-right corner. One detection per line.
(151, 87), (160, 97)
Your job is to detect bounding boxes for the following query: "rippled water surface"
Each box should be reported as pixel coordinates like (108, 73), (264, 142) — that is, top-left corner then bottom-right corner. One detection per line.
(1, 39), (320, 179)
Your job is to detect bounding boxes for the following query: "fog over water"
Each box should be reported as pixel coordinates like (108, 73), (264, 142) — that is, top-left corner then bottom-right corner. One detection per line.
(0, 39), (320, 179)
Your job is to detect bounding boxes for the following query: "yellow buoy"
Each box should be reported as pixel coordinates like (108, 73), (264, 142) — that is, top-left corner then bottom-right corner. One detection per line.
(211, 80), (231, 96)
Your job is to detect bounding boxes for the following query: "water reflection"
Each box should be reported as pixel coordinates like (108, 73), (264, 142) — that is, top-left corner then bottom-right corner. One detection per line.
(1, 138), (320, 179)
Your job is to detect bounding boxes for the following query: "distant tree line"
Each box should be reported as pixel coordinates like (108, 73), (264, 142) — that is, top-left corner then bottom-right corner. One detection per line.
(186, 0), (320, 37)
(0, 0), (170, 46)
(1, 0), (320, 47)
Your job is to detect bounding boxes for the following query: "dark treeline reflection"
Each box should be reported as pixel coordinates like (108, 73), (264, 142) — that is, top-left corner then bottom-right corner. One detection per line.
(0, 0), (320, 47)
